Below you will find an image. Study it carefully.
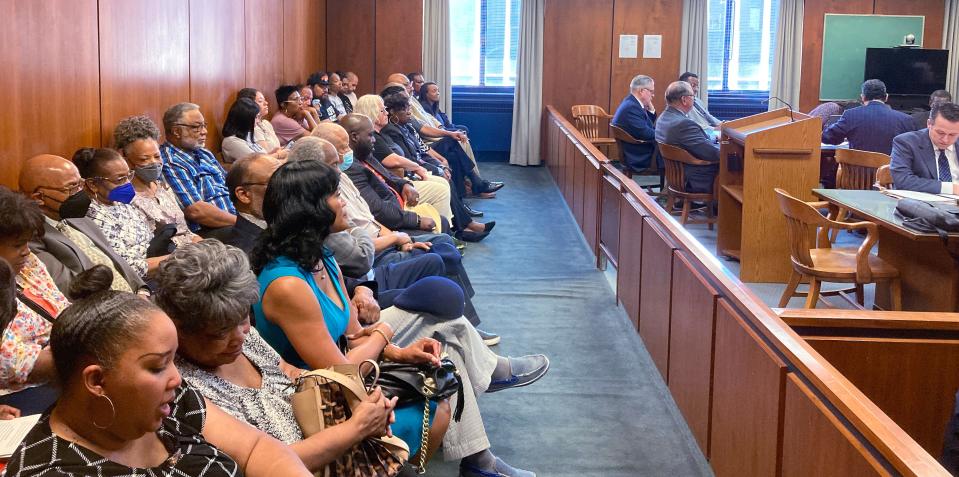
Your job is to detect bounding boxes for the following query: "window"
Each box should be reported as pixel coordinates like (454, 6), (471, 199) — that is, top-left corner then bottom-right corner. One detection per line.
(450, 0), (521, 86)
(707, 0), (780, 93)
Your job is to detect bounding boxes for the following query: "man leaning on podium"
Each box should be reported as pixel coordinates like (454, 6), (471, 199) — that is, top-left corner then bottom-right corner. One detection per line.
(890, 102), (959, 194)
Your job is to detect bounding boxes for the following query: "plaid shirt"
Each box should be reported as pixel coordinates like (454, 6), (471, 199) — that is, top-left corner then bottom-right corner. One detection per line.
(160, 142), (236, 231)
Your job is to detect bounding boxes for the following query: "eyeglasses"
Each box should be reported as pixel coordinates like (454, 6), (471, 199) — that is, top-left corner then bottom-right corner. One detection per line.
(175, 122), (208, 132)
(240, 182), (269, 188)
(35, 182), (84, 196)
(87, 171), (135, 186)
(284, 97), (302, 104)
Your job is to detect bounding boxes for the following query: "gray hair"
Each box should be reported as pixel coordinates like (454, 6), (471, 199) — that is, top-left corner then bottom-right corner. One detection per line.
(288, 136), (336, 164)
(113, 115), (161, 153)
(630, 75), (653, 91)
(353, 94), (384, 124)
(153, 239), (259, 336)
(665, 81), (694, 104)
(162, 102), (200, 134)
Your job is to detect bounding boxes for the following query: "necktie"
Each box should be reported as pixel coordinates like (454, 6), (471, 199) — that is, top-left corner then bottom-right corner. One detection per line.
(938, 149), (952, 182)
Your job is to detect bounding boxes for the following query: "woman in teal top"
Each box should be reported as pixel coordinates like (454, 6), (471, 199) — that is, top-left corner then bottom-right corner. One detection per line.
(251, 159), (450, 461)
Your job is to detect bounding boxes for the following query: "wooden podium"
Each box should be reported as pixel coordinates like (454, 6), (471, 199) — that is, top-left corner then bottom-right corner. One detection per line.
(716, 108), (821, 283)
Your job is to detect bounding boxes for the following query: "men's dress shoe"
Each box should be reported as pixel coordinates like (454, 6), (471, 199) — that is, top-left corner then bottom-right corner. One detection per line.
(487, 355), (550, 393)
(484, 181), (505, 193)
(460, 458), (536, 477)
(470, 191), (497, 199)
(476, 329), (500, 346)
(456, 230), (490, 242)
(463, 202), (484, 217)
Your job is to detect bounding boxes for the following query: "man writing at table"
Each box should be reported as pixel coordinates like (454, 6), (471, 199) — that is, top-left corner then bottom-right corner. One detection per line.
(890, 102), (959, 194)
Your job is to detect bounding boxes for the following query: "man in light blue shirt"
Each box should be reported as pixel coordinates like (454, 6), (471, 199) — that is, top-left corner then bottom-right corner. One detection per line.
(679, 72), (721, 133)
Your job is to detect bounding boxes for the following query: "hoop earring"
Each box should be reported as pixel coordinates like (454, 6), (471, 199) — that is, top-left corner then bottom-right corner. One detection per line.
(92, 393), (116, 429)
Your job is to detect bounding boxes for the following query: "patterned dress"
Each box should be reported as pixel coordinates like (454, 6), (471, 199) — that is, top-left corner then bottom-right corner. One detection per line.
(0, 253), (69, 390)
(131, 182), (199, 249)
(176, 328), (303, 444)
(4, 383), (242, 476)
(87, 200), (153, 277)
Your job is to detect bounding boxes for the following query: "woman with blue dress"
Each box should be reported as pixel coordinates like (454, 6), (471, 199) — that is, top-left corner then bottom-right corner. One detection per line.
(250, 159), (450, 461)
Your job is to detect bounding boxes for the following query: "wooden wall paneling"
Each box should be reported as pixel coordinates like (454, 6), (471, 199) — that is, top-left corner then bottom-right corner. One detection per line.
(617, 191), (646, 330)
(599, 171), (623, 268)
(638, 217), (677, 379)
(326, 0), (375, 95)
(374, 0), (423, 89)
(874, 0), (945, 49)
(282, 0), (326, 85)
(98, 0), (190, 147)
(581, 154), (601, 255)
(0, 0), (100, 188)
(710, 299), (787, 476)
(564, 139), (576, 205)
(781, 373), (885, 476)
(245, 0), (285, 116)
(542, 0), (614, 124)
(189, 0), (246, 155)
(572, 148), (587, 228)
(667, 251), (720, 455)
(608, 0), (684, 114)
(806, 338), (959, 456)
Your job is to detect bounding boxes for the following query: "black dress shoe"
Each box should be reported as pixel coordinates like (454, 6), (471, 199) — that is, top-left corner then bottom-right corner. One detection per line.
(455, 230), (490, 242)
(483, 181), (505, 193)
(482, 221), (496, 233)
(463, 202), (484, 217)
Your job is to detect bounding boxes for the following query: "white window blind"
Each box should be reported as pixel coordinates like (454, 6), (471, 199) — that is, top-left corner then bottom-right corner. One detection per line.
(450, 0), (521, 86)
(707, 0), (780, 92)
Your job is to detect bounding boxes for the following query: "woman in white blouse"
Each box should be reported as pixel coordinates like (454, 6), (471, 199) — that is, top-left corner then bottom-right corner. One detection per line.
(222, 98), (289, 164)
(236, 88), (288, 160)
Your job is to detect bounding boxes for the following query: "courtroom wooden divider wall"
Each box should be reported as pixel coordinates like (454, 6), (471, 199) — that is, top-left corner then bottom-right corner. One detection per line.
(543, 105), (948, 476)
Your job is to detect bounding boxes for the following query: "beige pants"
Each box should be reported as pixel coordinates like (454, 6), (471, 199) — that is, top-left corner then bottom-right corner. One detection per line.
(411, 175), (453, 221)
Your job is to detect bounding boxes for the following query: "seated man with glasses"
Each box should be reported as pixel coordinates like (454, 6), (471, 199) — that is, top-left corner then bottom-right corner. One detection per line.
(654, 81), (720, 194)
(160, 102), (237, 234)
(612, 74), (658, 172)
(19, 155), (148, 296)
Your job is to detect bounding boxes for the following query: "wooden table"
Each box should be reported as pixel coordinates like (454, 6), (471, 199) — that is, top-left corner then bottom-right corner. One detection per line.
(813, 189), (959, 312)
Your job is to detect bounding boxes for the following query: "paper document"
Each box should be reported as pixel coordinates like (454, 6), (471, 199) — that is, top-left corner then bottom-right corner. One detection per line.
(884, 190), (956, 203)
(643, 35), (662, 58)
(618, 35), (638, 58)
(0, 414), (40, 457)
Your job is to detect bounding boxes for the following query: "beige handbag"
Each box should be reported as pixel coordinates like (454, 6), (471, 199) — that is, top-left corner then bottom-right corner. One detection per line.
(291, 360), (410, 477)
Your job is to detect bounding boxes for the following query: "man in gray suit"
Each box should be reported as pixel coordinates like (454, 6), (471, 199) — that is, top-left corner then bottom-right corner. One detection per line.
(19, 155), (147, 295)
(890, 102), (959, 194)
(655, 81), (720, 193)
(679, 72), (721, 133)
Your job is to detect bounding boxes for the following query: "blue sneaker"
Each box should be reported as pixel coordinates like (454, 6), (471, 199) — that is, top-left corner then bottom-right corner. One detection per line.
(460, 457), (535, 477)
(486, 355), (549, 393)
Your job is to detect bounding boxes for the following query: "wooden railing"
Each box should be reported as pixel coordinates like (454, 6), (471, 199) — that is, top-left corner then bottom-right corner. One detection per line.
(543, 105), (948, 476)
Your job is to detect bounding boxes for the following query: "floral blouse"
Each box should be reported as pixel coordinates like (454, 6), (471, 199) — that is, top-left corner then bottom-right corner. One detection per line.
(131, 182), (199, 249)
(87, 200), (154, 277)
(0, 253), (69, 390)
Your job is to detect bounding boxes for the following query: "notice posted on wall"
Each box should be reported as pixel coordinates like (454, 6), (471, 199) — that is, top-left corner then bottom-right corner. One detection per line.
(618, 35), (638, 59)
(643, 35), (662, 59)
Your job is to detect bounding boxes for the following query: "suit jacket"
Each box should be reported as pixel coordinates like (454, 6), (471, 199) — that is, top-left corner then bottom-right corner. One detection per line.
(822, 101), (914, 154)
(344, 154), (420, 231)
(911, 110), (931, 132)
(30, 218), (146, 294)
(611, 95), (657, 170)
(655, 106), (720, 194)
(890, 129), (956, 193)
(221, 214), (263, 256)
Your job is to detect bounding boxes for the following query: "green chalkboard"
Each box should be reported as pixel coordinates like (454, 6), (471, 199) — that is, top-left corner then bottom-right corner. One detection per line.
(820, 14), (925, 101)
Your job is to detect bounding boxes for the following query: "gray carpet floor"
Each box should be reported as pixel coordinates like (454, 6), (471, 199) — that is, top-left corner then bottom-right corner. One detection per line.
(424, 163), (712, 477)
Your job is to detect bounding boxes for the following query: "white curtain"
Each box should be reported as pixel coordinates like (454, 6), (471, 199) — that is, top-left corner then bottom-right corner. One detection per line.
(768, 0), (803, 111)
(945, 0), (959, 95)
(509, 0), (544, 166)
(679, 0), (709, 106)
(422, 0), (452, 115)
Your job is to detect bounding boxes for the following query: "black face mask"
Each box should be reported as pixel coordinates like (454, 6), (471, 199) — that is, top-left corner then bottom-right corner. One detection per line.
(58, 190), (92, 219)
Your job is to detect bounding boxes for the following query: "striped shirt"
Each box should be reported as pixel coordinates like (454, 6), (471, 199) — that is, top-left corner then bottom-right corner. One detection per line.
(160, 142), (236, 231)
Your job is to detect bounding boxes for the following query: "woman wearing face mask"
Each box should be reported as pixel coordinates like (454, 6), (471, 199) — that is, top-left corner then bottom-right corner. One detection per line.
(72, 148), (167, 277)
(113, 116), (200, 249)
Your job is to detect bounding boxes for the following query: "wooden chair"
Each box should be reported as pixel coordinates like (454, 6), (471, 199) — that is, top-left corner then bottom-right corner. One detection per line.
(571, 105), (616, 156)
(831, 148), (891, 240)
(610, 124), (664, 196)
(876, 164), (893, 190)
(774, 188), (901, 310)
(657, 142), (717, 229)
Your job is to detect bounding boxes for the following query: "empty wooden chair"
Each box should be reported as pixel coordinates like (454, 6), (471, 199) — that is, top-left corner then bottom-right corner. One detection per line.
(876, 164), (893, 190)
(774, 188), (901, 310)
(657, 142), (717, 229)
(571, 105), (616, 156)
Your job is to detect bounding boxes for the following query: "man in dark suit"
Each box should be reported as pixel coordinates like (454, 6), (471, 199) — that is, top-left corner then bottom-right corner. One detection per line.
(822, 79), (914, 154)
(611, 74), (657, 171)
(910, 90), (952, 131)
(19, 155), (146, 295)
(654, 81), (720, 194)
(890, 102), (959, 194)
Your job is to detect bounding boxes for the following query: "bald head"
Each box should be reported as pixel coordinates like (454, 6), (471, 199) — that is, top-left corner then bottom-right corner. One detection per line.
(19, 155), (85, 220)
(386, 74), (413, 95)
(225, 153), (281, 216)
(311, 122), (350, 154)
(665, 81), (695, 112)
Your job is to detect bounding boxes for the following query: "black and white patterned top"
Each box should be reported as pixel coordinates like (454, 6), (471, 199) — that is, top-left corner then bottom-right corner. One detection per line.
(4, 383), (241, 476)
(87, 200), (153, 277)
(176, 328), (303, 444)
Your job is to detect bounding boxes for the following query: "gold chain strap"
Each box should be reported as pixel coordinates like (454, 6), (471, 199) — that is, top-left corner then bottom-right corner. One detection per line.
(416, 395), (431, 474)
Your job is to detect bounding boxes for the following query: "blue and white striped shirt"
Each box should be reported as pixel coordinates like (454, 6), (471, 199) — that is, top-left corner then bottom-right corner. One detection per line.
(159, 142), (236, 231)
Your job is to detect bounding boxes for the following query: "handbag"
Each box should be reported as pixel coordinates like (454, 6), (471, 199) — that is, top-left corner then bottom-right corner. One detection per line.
(291, 359), (411, 477)
(369, 358), (466, 473)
